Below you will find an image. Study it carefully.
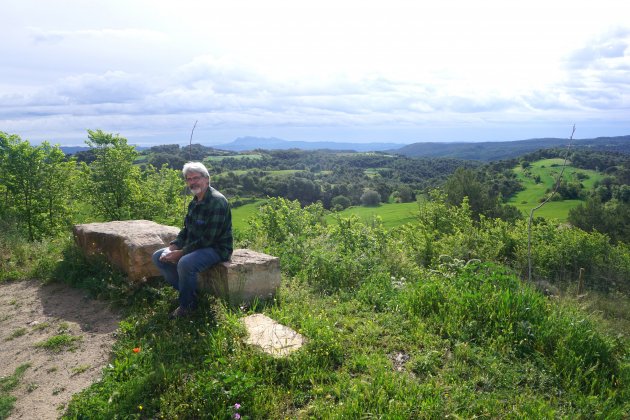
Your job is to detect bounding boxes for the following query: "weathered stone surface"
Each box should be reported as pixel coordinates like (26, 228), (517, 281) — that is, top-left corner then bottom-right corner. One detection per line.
(73, 220), (179, 283)
(241, 314), (305, 357)
(198, 249), (281, 305)
(73, 221), (282, 304)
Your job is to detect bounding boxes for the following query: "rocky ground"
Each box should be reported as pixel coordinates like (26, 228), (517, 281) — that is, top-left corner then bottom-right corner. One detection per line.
(0, 279), (120, 419)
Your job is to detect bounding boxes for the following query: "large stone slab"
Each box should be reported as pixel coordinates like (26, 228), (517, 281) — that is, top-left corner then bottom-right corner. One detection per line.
(242, 314), (305, 357)
(73, 220), (179, 283)
(73, 222), (282, 304)
(198, 249), (281, 306)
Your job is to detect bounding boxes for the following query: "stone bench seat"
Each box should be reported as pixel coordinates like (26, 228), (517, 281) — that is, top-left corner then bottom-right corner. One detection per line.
(73, 220), (281, 305)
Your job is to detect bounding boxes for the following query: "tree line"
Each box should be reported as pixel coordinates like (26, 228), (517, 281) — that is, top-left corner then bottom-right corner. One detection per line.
(1, 130), (186, 241)
(2, 130), (629, 245)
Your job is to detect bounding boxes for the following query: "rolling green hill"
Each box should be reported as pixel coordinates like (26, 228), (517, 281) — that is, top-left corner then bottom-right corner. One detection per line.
(508, 158), (604, 221)
(394, 135), (630, 161)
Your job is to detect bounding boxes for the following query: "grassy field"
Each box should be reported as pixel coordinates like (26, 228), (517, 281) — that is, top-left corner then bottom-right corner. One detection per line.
(231, 200), (266, 231)
(232, 201), (420, 232)
(325, 202), (420, 229)
(508, 158), (604, 221)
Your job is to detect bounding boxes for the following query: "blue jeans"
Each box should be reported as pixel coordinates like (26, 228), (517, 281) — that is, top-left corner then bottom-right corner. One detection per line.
(152, 247), (222, 309)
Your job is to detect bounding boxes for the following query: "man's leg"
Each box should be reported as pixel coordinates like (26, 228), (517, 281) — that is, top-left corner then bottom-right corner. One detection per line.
(176, 247), (222, 310)
(152, 248), (180, 290)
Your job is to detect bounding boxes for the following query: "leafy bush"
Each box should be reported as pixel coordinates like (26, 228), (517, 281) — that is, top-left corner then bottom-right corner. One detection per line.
(245, 198), (325, 276)
(360, 189), (381, 206)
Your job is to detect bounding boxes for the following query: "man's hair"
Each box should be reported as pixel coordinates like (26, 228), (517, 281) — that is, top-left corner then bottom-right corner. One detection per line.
(182, 162), (210, 179)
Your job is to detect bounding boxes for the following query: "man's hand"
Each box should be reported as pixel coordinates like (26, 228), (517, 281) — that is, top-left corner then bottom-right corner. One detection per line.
(160, 247), (184, 264)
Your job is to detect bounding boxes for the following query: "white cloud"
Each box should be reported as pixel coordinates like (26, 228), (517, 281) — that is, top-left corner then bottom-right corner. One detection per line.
(1, 0), (630, 144)
(28, 27), (168, 44)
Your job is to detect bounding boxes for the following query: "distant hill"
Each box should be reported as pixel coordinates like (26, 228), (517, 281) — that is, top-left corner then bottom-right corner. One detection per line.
(216, 137), (407, 152)
(61, 135), (629, 161)
(392, 135), (630, 161)
(60, 146), (90, 155)
(61, 145), (148, 155)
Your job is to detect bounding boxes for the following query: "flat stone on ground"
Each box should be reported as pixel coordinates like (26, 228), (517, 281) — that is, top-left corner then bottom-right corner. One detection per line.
(241, 314), (305, 357)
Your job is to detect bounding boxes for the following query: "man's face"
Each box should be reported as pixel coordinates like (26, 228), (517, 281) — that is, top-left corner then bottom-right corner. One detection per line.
(185, 172), (209, 195)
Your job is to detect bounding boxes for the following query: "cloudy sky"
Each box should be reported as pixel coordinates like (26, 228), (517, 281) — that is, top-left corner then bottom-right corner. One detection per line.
(2, 0), (629, 147)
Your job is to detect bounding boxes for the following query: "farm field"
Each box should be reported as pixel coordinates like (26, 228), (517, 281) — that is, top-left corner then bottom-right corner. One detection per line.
(508, 158), (604, 221)
(324, 202), (419, 229)
(231, 200), (266, 232)
(232, 200), (420, 232)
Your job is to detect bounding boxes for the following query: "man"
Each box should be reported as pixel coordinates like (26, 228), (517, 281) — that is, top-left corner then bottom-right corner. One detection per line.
(152, 162), (233, 318)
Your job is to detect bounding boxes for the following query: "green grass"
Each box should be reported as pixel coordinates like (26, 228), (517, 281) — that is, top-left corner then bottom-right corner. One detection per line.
(508, 158), (605, 221)
(325, 202), (419, 229)
(0, 363), (30, 419)
(1, 195), (627, 418)
(5, 328), (28, 341)
(34, 333), (82, 353)
(231, 200), (266, 232)
(61, 261), (629, 419)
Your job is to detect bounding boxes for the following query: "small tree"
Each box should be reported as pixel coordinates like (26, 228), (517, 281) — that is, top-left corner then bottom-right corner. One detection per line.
(331, 195), (351, 211)
(360, 189), (381, 207)
(0, 133), (77, 239)
(83, 129), (140, 221)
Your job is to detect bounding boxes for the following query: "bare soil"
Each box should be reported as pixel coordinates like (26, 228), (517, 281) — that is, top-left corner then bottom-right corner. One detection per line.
(0, 279), (121, 419)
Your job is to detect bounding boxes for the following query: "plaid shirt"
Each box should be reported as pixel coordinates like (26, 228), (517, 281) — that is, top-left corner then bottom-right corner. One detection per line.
(171, 187), (233, 261)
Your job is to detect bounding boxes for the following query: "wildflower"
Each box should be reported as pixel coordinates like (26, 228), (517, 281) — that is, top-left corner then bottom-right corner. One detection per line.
(138, 405), (143, 410)
(234, 414), (241, 420)
(133, 347), (141, 353)
(234, 403), (241, 410)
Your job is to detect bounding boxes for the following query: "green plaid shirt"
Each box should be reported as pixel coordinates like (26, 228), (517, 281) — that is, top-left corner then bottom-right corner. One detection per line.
(171, 187), (233, 261)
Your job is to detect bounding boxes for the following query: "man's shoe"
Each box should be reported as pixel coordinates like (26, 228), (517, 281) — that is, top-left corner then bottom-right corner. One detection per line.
(169, 306), (193, 319)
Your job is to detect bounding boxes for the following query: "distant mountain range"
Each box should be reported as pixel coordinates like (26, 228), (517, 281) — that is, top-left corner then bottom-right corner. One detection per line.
(61, 135), (630, 162)
(215, 137), (407, 152)
(393, 135), (630, 161)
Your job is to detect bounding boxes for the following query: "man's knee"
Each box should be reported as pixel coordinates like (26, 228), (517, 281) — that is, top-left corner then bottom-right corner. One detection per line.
(152, 248), (165, 266)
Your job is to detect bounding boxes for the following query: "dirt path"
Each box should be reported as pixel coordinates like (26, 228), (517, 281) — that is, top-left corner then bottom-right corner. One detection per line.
(0, 280), (121, 419)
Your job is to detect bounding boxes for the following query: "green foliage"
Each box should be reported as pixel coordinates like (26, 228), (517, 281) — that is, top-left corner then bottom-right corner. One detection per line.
(569, 197), (630, 244)
(34, 333), (82, 353)
(83, 129), (140, 221)
(360, 189), (381, 206)
(0, 222), (70, 283)
(132, 164), (187, 227)
(330, 194), (351, 211)
(1, 134), (628, 417)
(0, 133), (78, 240)
(246, 197), (325, 276)
(509, 157), (606, 221)
(402, 263), (627, 408)
(514, 218), (630, 292)
(0, 364), (30, 419)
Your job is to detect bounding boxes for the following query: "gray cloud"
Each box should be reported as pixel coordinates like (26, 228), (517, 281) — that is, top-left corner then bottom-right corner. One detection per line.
(566, 28), (629, 69)
(55, 71), (157, 105)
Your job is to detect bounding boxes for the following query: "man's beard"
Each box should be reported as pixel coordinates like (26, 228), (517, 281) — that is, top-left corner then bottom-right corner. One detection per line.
(190, 186), (202, 195)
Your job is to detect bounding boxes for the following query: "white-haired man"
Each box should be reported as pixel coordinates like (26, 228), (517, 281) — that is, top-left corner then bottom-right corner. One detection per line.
(152, 162), (233, 318)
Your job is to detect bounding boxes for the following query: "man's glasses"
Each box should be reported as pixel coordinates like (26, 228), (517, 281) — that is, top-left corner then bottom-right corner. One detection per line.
(186, 175), (204, 183)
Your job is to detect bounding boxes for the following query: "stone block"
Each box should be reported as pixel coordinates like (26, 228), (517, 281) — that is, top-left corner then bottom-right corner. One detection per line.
(198, 249), (281, 306)
(242, 314), (305, 357)
(73, 220), (179, 283)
